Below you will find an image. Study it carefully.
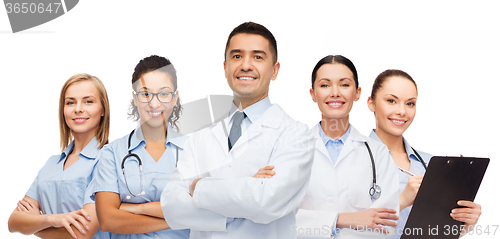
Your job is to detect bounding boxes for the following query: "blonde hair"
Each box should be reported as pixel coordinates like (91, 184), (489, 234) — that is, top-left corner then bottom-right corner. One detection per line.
(58, 73), (110, 150)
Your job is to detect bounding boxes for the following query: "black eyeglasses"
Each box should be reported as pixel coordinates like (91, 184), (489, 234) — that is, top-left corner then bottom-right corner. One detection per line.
(135, 91), (176, 103)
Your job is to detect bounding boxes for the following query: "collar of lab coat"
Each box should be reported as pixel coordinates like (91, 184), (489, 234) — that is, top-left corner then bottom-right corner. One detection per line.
(312, 123), (368, 167)
(212, 104), (285, 153)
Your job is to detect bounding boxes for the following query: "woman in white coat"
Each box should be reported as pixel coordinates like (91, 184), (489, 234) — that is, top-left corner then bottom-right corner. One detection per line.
(257, 55), (400, 238)
(367, 69), (482, 238)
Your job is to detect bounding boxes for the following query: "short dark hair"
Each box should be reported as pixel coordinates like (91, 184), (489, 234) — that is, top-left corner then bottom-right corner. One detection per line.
(128, 55), (182, 131)
(224, 22), (278, 63)
(311, 55), (358, 89)
(371, 69), (417, 100)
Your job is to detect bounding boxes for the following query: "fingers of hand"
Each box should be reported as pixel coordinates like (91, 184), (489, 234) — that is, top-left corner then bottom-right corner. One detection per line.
(73, 213), (90, 231)
(452, 215), (476, 225)
(23, 197), (37, 205)
(451, 208), (480, 225)
(253, 167), (276, 179)
(368, 223), (391, 234)
(374, 208), (397, 214)
(457, 200), (481, 210)
(17, 200), (31, 211)
(452, 206), (481, 217)
(189, 179), (200, 196)
(259, 169), (275, 177)
(52, 213), (90, 237)
(63, 223), (77, 239)
(380, 227), (391, 234)
(408, 179), (421, 189)
(379, 212), (399, 221)
(372, 210), (398, 226)
(66, 214), (88, 235)
(77, 208), (92, 221)
(409, 176), (423, 188)
(374, 218), (398, 227)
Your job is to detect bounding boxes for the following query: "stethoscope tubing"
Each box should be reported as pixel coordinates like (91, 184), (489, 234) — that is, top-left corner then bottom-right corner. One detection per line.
(366, 142), (428, 200)
(121, 129), (178, 200)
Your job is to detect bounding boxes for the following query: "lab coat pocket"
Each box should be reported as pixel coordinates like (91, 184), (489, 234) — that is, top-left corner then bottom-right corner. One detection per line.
(346, 173), (372, 210)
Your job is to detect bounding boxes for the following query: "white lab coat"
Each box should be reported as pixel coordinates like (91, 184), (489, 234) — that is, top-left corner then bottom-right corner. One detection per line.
(295, 125), (399, 239)
(161, 104), (315, 239)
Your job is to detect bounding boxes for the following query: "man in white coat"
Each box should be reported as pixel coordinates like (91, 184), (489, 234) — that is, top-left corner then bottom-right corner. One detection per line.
(161, 22), (315, 238)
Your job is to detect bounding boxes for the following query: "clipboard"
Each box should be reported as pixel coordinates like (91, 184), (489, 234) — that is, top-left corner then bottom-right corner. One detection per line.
(401, 156), (489, 238)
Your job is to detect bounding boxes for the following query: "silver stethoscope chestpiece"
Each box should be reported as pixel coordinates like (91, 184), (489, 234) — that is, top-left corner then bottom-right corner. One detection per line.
(370, 183), (382, 200)
(126, 191), (145, 200)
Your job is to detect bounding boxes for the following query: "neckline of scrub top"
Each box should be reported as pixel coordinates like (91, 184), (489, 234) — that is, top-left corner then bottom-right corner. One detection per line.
(227, 96), (272, 125)
(368, 129), (421, 163)
(129, 123), (186, 152)
(57, 136), (100, 164)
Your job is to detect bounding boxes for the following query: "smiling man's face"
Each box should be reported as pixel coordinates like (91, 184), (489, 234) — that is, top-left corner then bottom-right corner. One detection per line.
(224, 33), (280, 108)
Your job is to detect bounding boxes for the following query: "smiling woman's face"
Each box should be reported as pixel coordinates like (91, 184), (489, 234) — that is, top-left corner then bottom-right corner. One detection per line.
(368, 76), (418, 137)
(310, 63), (361, 122)
(64, 80), (104, 139)
(133, 71), (178, 130)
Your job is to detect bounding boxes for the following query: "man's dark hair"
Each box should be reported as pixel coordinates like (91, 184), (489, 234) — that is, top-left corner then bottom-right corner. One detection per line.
(224, 22), (278, 63)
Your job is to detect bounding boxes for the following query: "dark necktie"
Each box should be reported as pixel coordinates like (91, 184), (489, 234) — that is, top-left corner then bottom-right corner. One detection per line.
(228, 111), (246, 151)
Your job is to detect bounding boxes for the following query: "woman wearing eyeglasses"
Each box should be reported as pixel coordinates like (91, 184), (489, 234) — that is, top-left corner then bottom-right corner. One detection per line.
(8, 73), (111, 239)
(93, 55), (189, 238)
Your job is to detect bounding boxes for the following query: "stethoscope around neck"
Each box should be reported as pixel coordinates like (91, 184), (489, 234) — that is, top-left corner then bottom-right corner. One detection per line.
(364, 142), (382, 200)
(121, 129), (178, 200)
(365, 142), (427, 200)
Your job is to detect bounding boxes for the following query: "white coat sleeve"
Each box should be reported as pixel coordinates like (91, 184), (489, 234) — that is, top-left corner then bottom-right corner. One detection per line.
(192, 122), (315, 224)
(295, 209), (338, 238)
(161, 136), (229, 231)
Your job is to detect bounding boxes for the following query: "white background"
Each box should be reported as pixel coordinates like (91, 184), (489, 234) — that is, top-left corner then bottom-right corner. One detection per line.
(1, 1), (499, 238)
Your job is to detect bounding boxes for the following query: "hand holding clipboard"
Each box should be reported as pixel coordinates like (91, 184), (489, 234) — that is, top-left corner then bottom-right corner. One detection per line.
(401, 156), (489, 239)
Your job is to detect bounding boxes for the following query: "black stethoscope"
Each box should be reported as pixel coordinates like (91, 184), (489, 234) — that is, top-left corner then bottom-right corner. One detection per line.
(366, 143), (427, 200)
(411, 146), (428, 170)
(121, 129), (178, 200)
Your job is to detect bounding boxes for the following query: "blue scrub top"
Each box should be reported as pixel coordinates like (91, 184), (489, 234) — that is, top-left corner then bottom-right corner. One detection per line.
(93, 123), (190, 239)
(369, 130), (431, 239)
(26, 137), (110, 239)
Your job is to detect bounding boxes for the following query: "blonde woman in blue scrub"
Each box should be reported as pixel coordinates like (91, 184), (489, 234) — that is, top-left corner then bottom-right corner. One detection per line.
(93, 55), (189, 239)
(8, 73), (111, 239)
(367, 69), (482, 238)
